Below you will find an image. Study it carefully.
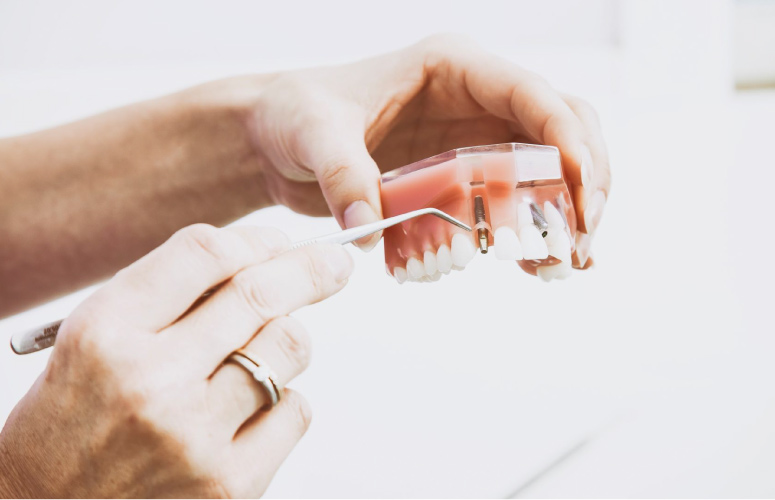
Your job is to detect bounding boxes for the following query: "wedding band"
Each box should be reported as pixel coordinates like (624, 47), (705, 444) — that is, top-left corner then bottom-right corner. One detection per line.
(227, 350), (283, 409)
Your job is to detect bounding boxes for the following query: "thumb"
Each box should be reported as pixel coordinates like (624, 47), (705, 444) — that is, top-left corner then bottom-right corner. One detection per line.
(305, 125), (383, 252)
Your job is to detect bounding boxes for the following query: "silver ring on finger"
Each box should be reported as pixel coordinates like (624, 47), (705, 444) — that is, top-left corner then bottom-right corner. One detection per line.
(227, 350), (283, 409)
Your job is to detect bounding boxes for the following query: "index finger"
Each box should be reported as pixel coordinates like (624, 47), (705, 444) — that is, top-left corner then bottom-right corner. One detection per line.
(161, 243), (353, 373)
(86, 224), (290, 332)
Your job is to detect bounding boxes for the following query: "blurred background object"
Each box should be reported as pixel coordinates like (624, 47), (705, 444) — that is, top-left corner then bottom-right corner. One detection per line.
(1, 0), (773, 497)
(734, 0), (775, 89)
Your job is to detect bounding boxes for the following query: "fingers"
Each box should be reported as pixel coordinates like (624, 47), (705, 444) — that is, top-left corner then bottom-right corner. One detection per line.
(300, 118), (384, 252)
(228, 390), (312, 495)
(415, 37), (610, 267)
(229, 389), (312, 495)
(562, 94), (611, 268)
(161, 243), (352, 374)
(85, 224), (290, 331)
(207, 316), (310, 435)
(433, 43), (588, 185)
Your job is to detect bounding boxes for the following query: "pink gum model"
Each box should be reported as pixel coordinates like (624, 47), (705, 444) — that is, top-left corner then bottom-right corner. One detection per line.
(380, 143), (577, 283)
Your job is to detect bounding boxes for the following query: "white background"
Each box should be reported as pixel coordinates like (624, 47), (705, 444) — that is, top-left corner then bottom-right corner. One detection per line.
(1, 0), (774, 497)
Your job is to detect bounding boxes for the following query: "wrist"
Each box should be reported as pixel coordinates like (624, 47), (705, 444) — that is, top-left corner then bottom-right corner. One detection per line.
(170, 75), (280, 212)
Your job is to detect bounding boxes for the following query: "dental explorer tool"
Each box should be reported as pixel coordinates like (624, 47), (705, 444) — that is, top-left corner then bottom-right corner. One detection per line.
(10, 208), (471, 355)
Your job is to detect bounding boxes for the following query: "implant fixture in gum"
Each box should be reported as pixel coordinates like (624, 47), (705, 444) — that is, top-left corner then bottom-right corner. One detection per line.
(380, 143), (577, 283)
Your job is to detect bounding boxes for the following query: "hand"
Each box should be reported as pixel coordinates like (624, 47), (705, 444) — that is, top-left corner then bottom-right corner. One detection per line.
(0, 225), (353, 497)
(246, 34), (610, 265)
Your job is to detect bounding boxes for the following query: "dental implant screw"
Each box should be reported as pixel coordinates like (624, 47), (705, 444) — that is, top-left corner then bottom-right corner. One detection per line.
(530, 202), (549, 238)
(474, 195), (489, 253)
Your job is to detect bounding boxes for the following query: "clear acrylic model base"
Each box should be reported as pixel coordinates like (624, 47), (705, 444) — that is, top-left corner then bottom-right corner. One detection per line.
(380, 143), (577, 283)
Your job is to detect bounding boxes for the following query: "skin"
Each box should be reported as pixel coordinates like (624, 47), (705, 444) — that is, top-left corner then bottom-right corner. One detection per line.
(0, 35), (610, 497)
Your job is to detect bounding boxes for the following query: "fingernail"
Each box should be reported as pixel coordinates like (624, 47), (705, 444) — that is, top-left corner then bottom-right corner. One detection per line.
(343, 200), (380, 252)
(572, 232), (592, 269)
(580, 145), (593, 189)
(322, 245), (354, 282)
(584, 190), (606, 235)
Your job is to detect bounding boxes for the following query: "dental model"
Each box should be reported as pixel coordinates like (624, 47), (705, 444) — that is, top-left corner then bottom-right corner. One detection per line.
(380, 143), (577, 283)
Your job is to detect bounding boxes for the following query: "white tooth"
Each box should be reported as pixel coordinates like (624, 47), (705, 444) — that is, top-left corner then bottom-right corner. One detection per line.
(517, 202), (534, 230)
(494, 227), (523, 260)
(519, 225), (549, 260)
(423, 250), (438, 276)
(556, 261), (573, 279)
(545, 230), (572, 262)
(429, 272), (442, 281)
(452, 264), (465, 271)
(406, 257), (425, 280)
(436, 244), (453, 274)
(451, 233), (476, 268)
(543, 201), (566, 230)
(537, 263), (565, 282)
(393, 267), (407, 284)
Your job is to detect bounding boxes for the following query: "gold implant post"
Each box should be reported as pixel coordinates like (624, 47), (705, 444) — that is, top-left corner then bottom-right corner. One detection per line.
(474, 195), (488, 253)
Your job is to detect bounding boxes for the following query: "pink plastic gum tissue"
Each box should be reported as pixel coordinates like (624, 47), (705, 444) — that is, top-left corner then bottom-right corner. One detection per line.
(380, 143), (577, 283)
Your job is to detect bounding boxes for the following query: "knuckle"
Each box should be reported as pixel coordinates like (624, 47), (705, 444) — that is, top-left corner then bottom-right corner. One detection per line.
(232, 270), (273, 323)
(568, 95), (600, 123)
(523, 69), (550, 90)
(299, 249), (331, 296)
(273, 317), (312, 369)
(283, 390), (313, 435)
(57, 309), (113, 359)
(177, 224), (235, 266)
(416, 33), (476, 59)
(256, 226), (291, 250)
(274, 72), (317, 98)
(318, 159), (351, 191)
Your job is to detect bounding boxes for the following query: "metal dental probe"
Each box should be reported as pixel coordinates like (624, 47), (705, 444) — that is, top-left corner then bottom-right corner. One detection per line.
(10, 209), (471, 355)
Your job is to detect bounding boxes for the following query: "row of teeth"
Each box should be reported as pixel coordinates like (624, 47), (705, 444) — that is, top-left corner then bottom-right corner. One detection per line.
(393, 201), (573, 283)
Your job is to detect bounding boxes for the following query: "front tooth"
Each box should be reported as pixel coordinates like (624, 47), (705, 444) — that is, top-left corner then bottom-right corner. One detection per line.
(423, 250), (438, 276)
(519, 225), (549, 260)
(537, 263), (564, 282)
(451, 233), (476, 268)
(393, 267), (407, 284)
(436, 244), (453, 274)
(428, 272), (442, 281)
(537, 261), (573, 282)
(556, 261), (573, 279)
(545, 230), (572, 262)
(406, 257), (426, 281)
(494, 227), (523, 260)
(543, 201), (566, 229)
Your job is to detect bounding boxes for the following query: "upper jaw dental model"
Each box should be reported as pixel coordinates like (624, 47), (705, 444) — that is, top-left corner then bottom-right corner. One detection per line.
(380, 143), (577, 283)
